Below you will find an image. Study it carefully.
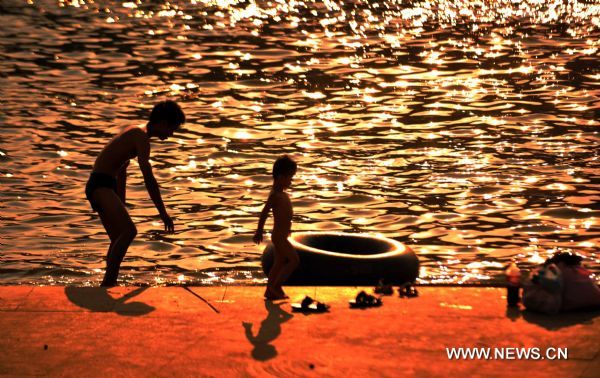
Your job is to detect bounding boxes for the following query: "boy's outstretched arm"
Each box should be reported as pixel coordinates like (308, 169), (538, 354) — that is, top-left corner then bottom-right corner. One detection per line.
(135, 135), (174, 232)
(253, 194), (273, 244)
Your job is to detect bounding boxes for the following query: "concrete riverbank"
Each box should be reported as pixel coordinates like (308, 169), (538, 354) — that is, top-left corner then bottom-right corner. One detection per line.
(1, 286), (598, 377)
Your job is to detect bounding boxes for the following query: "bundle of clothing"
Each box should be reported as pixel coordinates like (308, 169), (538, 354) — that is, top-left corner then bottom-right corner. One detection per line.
(522, 252), (600, 314)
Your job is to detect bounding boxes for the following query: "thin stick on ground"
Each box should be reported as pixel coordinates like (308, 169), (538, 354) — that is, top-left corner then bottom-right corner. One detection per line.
(183, 286), (220, 314)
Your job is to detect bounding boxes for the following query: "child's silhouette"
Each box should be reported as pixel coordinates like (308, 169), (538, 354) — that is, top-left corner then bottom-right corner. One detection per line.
(85, 100), (185, 286)
(253, 155), (299, 300)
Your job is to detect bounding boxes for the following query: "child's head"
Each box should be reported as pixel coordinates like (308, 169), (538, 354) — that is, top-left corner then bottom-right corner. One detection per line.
(148, 100), (186, 140)
(272, 155), (297, 188)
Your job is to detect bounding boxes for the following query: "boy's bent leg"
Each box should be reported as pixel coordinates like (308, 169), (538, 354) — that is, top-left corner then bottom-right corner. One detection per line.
(267, 252), (285, 297)
(271, 240), (299, 291)
(97, 204), (121, 243)
(96, 201), (120, 264)
(92, 188), (137, 286)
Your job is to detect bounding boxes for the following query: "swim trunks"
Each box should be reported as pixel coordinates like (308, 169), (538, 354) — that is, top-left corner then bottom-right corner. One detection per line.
(85, 172), (117, 212)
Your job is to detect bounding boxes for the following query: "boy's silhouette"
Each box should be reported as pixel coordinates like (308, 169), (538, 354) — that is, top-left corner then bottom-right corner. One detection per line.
(253, 155), (299, 300)
(85, 100), (185, 286)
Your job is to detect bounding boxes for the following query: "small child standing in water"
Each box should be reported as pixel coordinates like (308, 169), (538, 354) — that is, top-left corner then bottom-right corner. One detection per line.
(85, 100), (185, 286)
(253, 155), (299, 300)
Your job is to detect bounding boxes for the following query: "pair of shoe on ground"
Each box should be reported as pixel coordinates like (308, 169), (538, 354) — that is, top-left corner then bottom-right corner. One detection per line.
(290, 290), (384, 313)
(352, 282), (420, 307)
(375, 281), (419, 298)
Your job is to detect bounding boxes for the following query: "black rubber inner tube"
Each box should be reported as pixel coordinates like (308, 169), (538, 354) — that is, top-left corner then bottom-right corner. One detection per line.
(292, 233), (394, 255)
(262, 232), (419, 285)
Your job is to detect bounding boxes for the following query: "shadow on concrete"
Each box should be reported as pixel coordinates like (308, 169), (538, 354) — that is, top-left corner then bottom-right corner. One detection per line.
(242, 300), (294, 361)
(519, 308), (600, 330)
(65, 286), (155, 316)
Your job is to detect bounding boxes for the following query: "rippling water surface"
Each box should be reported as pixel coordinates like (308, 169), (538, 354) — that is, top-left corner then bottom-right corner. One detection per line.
(0, 0), (599, 285)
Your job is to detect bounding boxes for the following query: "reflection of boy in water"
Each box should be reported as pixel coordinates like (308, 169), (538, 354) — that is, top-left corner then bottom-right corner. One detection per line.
(85, 101), (185, 287)
(253, 155), (299, 300)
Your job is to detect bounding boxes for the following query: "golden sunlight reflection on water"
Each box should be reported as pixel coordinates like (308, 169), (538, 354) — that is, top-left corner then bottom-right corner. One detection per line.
(0, 0), (598, 285)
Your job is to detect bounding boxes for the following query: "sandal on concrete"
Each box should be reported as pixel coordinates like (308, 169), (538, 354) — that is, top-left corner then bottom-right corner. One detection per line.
(374, 279), (394, 295)
(349, 291), (383, 308)
(292, 296), (330, 313)
(399, 282), (419, 298)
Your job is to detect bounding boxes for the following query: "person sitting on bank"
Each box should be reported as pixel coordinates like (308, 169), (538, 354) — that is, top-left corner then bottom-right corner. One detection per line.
(523, 252), (600, 313)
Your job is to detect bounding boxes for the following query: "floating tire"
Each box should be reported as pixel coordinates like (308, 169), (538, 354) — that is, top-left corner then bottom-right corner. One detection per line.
(261, 232), (419, 285)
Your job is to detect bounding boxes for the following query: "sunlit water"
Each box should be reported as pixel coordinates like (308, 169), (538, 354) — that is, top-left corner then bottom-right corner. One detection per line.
(0, 0), (598, 286)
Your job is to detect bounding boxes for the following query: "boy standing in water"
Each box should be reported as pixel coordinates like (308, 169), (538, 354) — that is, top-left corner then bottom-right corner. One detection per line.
(86, 100), (185, 286)
(254, 155), (299, 300)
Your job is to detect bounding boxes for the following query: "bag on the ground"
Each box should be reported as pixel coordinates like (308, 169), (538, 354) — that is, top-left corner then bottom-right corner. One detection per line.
(522, 263), (563, 314)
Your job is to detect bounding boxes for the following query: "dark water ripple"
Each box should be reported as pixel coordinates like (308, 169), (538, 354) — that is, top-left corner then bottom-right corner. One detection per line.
(0, 0), (598, 285)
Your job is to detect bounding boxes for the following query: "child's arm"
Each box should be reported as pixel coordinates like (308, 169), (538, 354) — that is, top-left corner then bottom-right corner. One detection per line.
(135, 134), (174, 232)
(116, 160), (129, 203)
(253, 193), (274, 244)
